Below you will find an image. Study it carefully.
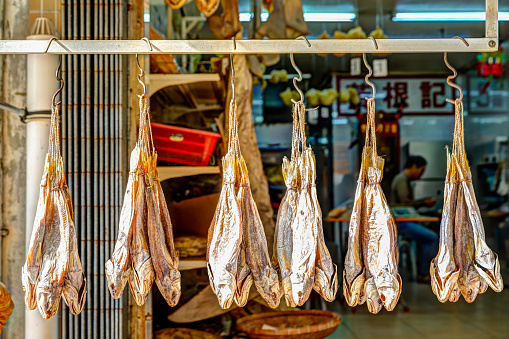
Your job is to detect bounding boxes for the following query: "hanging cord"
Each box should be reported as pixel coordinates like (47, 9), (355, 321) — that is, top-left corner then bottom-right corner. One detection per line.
(362, 52), (377, 164)
(228, 36), (241, 155)
(49, 53), (64, 164)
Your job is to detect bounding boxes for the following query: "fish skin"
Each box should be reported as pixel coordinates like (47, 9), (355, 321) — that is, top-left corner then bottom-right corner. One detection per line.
(233, 243), (252, 307)
(238, 157), (281, 308)
(289, 150), (317, 306)
(431, 150), (460, 302)
(361, 154), (401, 313)
(207, 152), (243, 309)
(105, 147), (140, 299)
(343, 152), (366, 307)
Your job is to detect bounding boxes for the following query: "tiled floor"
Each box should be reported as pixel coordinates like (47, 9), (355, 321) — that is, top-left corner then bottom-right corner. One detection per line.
(327, 278), (509, 339)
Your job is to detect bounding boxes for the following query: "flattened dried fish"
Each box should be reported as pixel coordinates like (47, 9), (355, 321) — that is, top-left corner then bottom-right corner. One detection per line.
(129, 169), (154, 306)
(106, 147), (140, 299)
(289, 149), (317, 306)
(310, 150), (338, 302)
(207, 152), (243, 309)
(23, 103), (87, 319)
(275, 111), (300, 307)
(23, 157), (50, 310)
(146, 156), (181, 307)
(238, 157), (281, 308)
(430, 150), (460, 302)
(233, 243), (252, 307)
(343, 151), (366, 306)
(62, 195), (87, 314)
(362, 153), (401, 313)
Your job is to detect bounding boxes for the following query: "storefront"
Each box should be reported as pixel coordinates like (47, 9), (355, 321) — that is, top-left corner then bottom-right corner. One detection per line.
(0, 0), (507, 338)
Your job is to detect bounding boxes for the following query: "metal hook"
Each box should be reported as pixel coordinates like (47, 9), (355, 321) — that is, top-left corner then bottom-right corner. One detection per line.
(51, 55), (64, 106)
(369, 36), (378, 50)
(45, 37), (57, 53)
(362, 53), (376, 100)
(290, 36), (311, 104)
(135, 38), (152, 97)
(444, 52), (463, 103)
(452, 35), (469, 47)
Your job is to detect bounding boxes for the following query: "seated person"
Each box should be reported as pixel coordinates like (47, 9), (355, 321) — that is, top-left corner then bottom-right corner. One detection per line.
(391, 156), (438, 283)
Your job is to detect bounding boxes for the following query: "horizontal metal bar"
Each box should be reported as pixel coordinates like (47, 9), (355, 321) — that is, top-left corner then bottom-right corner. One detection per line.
(0, 38), (498, 55)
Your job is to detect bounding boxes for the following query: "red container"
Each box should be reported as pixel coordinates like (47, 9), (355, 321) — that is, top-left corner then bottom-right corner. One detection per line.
(151, 123), (221, 166)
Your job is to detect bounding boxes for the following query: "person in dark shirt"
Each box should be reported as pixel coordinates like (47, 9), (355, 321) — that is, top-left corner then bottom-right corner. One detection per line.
(391, 156), (438, 283)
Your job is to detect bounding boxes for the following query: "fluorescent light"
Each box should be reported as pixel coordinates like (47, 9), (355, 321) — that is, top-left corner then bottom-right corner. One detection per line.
(239, 12), (355, 23)
(144, 13), (150, 22)
(393, 12), (509, 22)
(304, 13), (355, 22)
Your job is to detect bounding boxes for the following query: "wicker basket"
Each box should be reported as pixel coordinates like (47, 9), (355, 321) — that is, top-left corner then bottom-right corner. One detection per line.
(236, 310), (342, 339)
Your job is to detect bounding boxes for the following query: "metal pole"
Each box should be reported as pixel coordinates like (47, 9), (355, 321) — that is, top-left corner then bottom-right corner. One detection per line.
(0, 37), (499, 55)
(25, 33), (59, 339)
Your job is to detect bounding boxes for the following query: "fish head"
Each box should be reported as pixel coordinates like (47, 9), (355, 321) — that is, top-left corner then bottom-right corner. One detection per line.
(259, 269), (281, 308)
(105, 261), (130, 299)
(36, 285), (62, 319)
(166, 270), (181, 306)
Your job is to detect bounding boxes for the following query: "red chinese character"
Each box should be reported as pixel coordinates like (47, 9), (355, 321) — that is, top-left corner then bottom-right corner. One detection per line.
(383, 82), (408, 109)
(419, 81), (432, 108)
(432, 82), (446, 108)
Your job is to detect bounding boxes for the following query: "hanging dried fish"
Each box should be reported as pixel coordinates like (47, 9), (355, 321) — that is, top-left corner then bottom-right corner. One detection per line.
(23, 101), (87, 319)
(275, 109), (300, 307)
(431, 98), (503, 303)
(146, 151), (181, 307)
(238, 156), (281, 308)
(344, 96), (401, 314)
(207, 99), (243, 309)
(309, 142), (338, 302)
(107, 93), (180, 307)
(105, 148), (139, 299)
(343, 151), (366, 307)
(287, 103), (317, 307)
(430, 149), (460, 303)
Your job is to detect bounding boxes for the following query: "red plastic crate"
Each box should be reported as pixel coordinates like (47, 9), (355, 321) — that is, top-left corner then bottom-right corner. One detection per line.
(150, 123), (221, 166)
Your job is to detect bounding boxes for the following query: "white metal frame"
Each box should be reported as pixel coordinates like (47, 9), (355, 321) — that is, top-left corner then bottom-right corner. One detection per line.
(0, 0), (499, 55)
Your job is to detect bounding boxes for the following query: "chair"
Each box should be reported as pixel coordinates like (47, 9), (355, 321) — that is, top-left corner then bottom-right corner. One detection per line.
(398, 235), (417, 282)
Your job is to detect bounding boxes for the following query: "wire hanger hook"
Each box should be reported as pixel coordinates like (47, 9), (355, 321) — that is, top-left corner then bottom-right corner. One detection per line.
(136, 37), (153, 97)
(362, 53), (376, 100)
(290, 36), (311, 104)
(444, 52), (463, 103)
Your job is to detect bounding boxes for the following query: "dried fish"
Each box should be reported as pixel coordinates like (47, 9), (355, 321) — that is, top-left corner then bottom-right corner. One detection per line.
(289, 150), (317, 306)
(344, 98), (401, 314)
(310, 150), (338, 302)
(238, 156), (281, 308)
(275, 111), (300, 307)
(233, 243), (252, 307)
(128, 168), (154, 306)
(362, 152), (401, 313)
(105, 148), (139, 299)
(107, 95), (181, 307)
(430, 149), (460, 303)
(434, 99), (503, 303)
(23, 103), (87, 319)
(146, 155), (181, 307)
(207, 151), (242, 309)
(343, 151), (366, 306)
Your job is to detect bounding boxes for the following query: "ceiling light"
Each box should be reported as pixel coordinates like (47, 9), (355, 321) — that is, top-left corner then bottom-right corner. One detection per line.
(392, 12), (509, 22)
(239, 12), (355, 23)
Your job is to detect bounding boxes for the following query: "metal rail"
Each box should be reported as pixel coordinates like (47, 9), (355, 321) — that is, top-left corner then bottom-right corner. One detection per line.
(0, 37), (499, 54)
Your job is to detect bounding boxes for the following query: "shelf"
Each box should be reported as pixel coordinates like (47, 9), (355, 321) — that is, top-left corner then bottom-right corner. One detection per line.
(148, 73), (221, 96)
(157, 166), (220, 181)
(179, 256), (207, 271)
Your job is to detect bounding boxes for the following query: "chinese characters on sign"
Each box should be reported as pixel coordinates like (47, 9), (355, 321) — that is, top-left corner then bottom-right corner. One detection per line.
(337, 77), (454, 115)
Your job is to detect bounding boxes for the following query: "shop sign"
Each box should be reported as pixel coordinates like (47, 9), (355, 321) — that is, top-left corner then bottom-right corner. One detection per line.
(336, 77), (455, 115)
